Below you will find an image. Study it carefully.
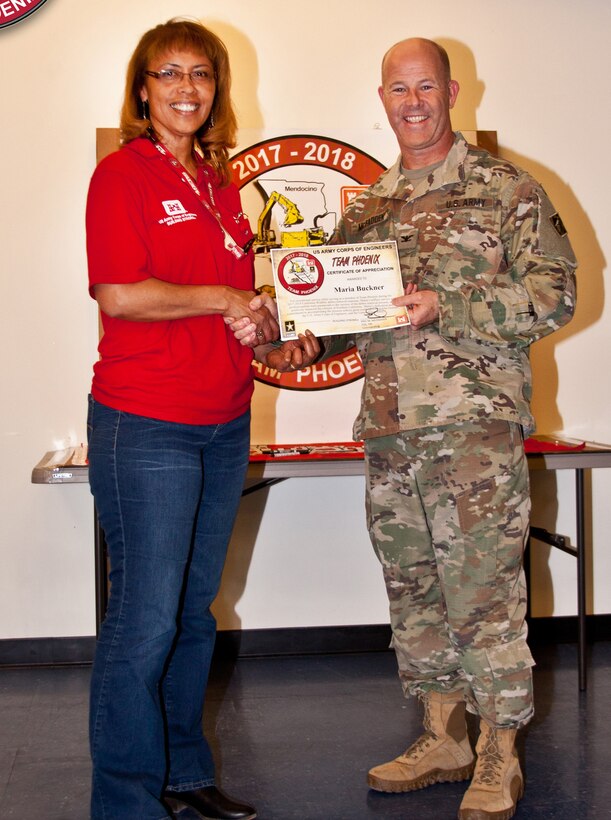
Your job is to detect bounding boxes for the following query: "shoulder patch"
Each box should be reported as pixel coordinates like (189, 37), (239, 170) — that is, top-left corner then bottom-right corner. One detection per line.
(549, 212), (567, 237)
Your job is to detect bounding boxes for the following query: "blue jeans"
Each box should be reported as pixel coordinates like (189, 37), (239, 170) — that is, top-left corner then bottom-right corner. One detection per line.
(87, 397), (250, 820)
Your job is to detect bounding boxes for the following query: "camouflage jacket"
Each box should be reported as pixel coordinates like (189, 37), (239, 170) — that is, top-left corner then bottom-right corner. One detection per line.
(322, 132), (577, 440)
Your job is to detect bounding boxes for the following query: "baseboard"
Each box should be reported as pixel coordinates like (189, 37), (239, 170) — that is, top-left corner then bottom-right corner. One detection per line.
(213, 624), (393, 658)
(526, 614), (611, 645)
(0, 626), (392, 668)
(1, 616), (609, 667)
(0, 636), (97, 668)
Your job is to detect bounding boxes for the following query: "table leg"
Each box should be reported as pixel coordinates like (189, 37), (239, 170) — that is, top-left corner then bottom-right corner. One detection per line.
(241, 477), (286, 497)
(576, 468), (587, 691)
(93, 505), (108, 637)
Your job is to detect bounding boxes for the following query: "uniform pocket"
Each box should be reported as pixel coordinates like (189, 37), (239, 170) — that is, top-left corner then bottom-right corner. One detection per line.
(487, 636), (535, 676)
(455, 477), (498, 533)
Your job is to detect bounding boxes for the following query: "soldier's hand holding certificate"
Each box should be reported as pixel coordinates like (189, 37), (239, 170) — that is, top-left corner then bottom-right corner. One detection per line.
(270, 241), (409, 340)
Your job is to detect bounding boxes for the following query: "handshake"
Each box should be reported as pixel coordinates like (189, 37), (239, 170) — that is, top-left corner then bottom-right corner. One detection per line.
(224, 289), (320, 372)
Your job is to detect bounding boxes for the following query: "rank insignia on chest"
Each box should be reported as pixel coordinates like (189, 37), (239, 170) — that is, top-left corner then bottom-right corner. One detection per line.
(397, 232), (418, 252)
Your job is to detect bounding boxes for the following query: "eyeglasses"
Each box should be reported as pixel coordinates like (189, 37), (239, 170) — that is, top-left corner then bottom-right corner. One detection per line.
(144, 69), (215, 86)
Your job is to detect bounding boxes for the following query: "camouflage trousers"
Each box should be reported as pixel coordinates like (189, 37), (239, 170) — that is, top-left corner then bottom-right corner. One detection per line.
(365, 418), (534, 728)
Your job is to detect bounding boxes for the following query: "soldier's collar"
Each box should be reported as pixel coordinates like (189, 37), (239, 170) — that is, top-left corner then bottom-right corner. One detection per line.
(375, 133), (468, 200)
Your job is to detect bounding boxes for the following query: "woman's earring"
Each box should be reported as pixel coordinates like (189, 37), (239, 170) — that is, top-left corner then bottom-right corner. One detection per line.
(208, 111), (215, 129)
(141, 99), (150, 120)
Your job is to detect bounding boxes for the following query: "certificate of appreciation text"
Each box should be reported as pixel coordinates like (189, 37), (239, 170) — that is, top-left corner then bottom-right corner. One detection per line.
(270, 241), (409, 340)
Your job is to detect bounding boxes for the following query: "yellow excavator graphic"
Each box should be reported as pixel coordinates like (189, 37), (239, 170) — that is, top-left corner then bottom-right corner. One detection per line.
(253, 190), (327, 253)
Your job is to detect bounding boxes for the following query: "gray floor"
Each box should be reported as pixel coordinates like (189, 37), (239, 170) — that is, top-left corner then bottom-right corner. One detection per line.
(1, 642), (610, 819)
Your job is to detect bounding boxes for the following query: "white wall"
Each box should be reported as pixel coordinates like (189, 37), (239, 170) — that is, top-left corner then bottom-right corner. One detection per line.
(1, 0), (610, 638)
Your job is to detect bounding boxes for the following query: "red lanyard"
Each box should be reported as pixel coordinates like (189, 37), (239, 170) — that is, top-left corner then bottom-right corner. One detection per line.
(146, 128), (252, 260)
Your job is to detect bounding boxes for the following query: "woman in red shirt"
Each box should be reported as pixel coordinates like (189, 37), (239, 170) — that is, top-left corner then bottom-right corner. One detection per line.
(86, 18), (318, 820)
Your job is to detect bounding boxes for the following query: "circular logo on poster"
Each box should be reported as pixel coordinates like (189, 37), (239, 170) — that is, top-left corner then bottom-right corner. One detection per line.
(230, 135), (385, 390)
(0, 0), (50, 29)
(276, 251), (324, 296)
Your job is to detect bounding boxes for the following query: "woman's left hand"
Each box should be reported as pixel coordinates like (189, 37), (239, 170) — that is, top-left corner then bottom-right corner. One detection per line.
(265, 330), (320, 372)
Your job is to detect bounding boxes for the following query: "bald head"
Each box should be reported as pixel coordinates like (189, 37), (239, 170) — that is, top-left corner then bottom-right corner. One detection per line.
(377, 37), (459, 169)
(382, 38), (451, 85)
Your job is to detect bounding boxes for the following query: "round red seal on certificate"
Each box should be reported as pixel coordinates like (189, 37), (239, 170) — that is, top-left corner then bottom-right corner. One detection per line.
(230, 134), (385, 390)
(276, 251), (324, 296)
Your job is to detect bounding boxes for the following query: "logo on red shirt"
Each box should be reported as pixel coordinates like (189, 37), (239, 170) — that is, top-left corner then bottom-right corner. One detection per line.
(162, 199), (187, 216)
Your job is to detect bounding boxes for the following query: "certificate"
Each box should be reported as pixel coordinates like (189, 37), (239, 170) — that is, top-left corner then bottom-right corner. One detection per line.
(270, 241), (409, 340)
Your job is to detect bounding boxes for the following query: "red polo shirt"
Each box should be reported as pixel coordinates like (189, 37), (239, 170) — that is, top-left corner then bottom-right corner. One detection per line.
(86, 137), (255, 425)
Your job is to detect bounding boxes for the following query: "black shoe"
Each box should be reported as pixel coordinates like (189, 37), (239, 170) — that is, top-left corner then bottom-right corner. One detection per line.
(163, 785), (256, 820)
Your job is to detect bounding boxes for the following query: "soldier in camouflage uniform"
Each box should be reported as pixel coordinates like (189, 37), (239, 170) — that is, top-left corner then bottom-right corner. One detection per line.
(233, 36), (576, 820)
(317, 38), (576, 820)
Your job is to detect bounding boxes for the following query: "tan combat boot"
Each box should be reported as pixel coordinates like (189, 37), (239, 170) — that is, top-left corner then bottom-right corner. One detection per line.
(367, 691), (475, 792)
(458, 722), (524, 820)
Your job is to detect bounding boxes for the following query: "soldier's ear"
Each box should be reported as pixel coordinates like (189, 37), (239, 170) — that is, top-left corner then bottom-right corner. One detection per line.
(448, 80), (459, 109)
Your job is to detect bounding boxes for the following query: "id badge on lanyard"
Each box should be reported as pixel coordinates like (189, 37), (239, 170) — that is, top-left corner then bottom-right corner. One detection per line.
(146, 128), (253, 260)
